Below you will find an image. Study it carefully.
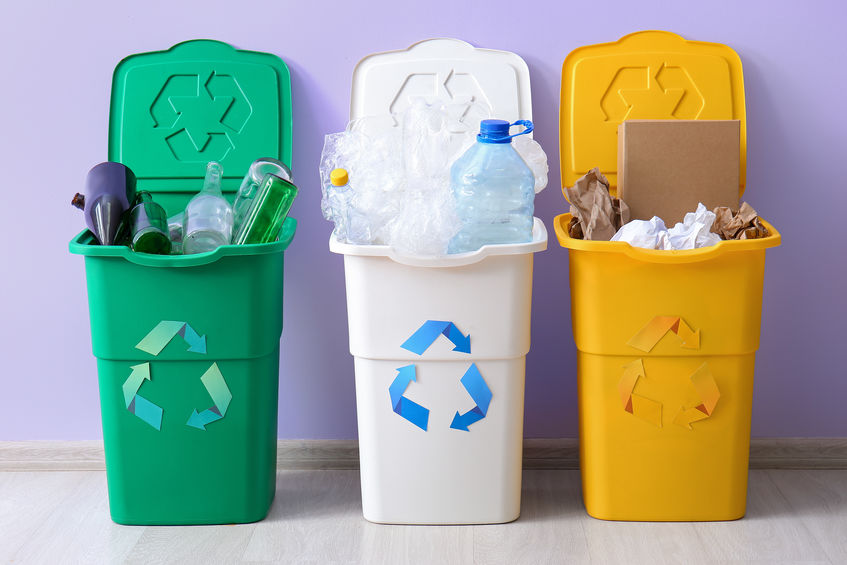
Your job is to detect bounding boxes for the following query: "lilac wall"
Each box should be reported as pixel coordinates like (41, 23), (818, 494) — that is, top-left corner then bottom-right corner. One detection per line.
(1, 0), (844, 440)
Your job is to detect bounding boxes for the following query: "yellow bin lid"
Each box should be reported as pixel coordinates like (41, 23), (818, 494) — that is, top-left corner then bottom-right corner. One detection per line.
(560, 30), (746, 195)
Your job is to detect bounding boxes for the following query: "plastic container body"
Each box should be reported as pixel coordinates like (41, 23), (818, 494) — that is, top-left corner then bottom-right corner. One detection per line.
(332, 219), (546, 524)
(70, 218), (296, 524)
(449, 141), (534, 253)
(74, 39), (294, 526)
(555, 214), (780, 521)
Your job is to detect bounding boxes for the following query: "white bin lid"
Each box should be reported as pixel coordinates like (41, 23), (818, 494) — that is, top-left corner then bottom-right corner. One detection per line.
(335, 38), (546, 266)
(351, 38), (533, 123)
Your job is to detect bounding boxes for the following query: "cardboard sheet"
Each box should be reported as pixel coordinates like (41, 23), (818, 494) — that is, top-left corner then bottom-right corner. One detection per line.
(617, 120), (740, 225)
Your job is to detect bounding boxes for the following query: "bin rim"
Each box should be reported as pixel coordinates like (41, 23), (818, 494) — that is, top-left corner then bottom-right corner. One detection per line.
(553, 213), (780, 264)
(329, 217), (547, 267)
(69, 217), (297, 267)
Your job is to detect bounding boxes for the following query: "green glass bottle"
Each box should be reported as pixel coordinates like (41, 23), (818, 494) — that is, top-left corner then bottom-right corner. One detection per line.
(233, 174), (298, 245)
(129, 192), (172, 254)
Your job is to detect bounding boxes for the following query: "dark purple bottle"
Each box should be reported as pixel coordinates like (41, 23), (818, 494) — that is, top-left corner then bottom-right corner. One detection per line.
(72, 162), (137, 245)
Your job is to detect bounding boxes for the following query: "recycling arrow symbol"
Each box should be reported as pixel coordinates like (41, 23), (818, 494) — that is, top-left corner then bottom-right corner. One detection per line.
(150, 71), (253, 162)
(619, 315), (720, 429)
(135, 321), (207, 356)
(122, 362), (162, 430)
(186, 363), (232, 430)
(390, 320), (491, 432)
(386, 68), (491, 129)
(125, 321), (232, 431)
(600, 64), (704, 123)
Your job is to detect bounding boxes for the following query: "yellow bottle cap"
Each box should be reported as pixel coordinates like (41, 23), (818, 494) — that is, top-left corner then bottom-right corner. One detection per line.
(330, 168), (349, 186)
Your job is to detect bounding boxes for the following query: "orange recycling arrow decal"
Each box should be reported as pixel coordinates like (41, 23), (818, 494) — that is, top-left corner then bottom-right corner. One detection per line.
(673, 363), (721, 430)
(618, 359), (662, 428)
(620, 315), (716, 430)
(627, 315), (700, 352)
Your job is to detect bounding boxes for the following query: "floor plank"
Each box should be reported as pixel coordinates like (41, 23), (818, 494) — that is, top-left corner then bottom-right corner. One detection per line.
(769, 469), (847, 564)
(0, 469), (845, 564)
(7, 471), (142, 565)
(473, 470), (590, 564)
(693, 470), (831, 563)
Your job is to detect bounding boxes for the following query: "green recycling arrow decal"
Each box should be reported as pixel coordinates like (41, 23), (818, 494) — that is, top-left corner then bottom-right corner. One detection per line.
(186, 363), (232, 431)
(122, 362), (163, 430)
(135, 321), (206, 355)
(125, 321), (231, 431)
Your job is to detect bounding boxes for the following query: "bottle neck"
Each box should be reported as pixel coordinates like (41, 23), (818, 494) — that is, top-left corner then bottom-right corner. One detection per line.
(71, 193), (85, 210)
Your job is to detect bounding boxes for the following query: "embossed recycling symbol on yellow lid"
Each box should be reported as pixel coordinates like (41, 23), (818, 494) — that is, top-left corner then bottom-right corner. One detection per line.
(560, 30), (747, 192)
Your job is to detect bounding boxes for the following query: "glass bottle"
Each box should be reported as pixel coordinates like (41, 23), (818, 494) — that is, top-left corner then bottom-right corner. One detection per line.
(128, 192), (171, 254)
(72, 162), (136, 245)
(233, 173), (298, 245)
(182, 161), (233, 254)
(233, 158), (292, 232)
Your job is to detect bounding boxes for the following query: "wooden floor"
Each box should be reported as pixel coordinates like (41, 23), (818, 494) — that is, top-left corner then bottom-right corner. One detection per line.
(1, 470), (845, 564)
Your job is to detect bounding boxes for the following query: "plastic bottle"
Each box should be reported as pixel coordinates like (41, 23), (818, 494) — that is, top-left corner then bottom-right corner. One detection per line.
(72, 162), (136, 245)
(448, 119), (535, 254)
(128, 192), (171, 254)
(233, 158), (292, 232)
(182, 161), (233, 254)
(233, 173), (298, 245)
(324, 168), (351, 241)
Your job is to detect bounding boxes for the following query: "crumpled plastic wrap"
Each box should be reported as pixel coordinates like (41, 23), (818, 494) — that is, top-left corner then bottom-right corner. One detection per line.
(319, 125), (403, 245)
(512, 135), (548, 193)
(712, 202), (769, 240)
(564, 168), (630, 240)
(321, 98), (496, 256)
(611, 203), (723, 250)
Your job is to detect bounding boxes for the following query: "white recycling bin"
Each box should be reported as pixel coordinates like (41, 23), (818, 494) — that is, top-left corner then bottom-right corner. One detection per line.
(330, 38), (547, 524)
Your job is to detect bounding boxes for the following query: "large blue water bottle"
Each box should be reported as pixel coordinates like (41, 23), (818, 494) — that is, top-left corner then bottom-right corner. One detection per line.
(448, 119), (535, 254)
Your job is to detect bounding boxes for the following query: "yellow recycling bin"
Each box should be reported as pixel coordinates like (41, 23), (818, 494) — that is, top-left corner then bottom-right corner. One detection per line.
(556, 31), (781, 521)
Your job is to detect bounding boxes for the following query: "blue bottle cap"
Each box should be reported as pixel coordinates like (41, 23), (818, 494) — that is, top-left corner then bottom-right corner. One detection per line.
(477, 119), (534, 144)
(478, 120), (511, 143)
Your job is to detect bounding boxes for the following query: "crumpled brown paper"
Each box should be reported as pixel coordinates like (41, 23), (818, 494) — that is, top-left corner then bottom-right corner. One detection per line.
(564, 168), (630, 240)
(711, 202), (769, 240)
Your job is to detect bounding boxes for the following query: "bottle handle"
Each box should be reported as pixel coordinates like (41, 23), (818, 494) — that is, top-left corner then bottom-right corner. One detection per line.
(500, 120), (533, 142)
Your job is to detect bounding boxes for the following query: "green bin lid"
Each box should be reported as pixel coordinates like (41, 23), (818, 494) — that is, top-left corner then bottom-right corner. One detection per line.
(109, 39), (292, 193)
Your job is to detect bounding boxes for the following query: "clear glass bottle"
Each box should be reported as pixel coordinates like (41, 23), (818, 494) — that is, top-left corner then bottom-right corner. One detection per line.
(182, 161), (233, 254)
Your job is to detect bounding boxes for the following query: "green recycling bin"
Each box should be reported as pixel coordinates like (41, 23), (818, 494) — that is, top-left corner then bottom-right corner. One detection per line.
(69, 40), (294, 525)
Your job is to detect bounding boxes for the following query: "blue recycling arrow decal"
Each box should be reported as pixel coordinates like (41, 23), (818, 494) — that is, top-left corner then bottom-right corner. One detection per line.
(450, 363), (492, 431)
(389, 365), (429, 431)
(401, 320), (471, 355)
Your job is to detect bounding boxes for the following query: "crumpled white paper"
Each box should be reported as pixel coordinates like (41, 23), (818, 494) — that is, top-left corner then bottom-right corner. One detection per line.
(667, 203), (722, 250)
(611, 203), (722, 250)
(611, 216), (671, 249)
